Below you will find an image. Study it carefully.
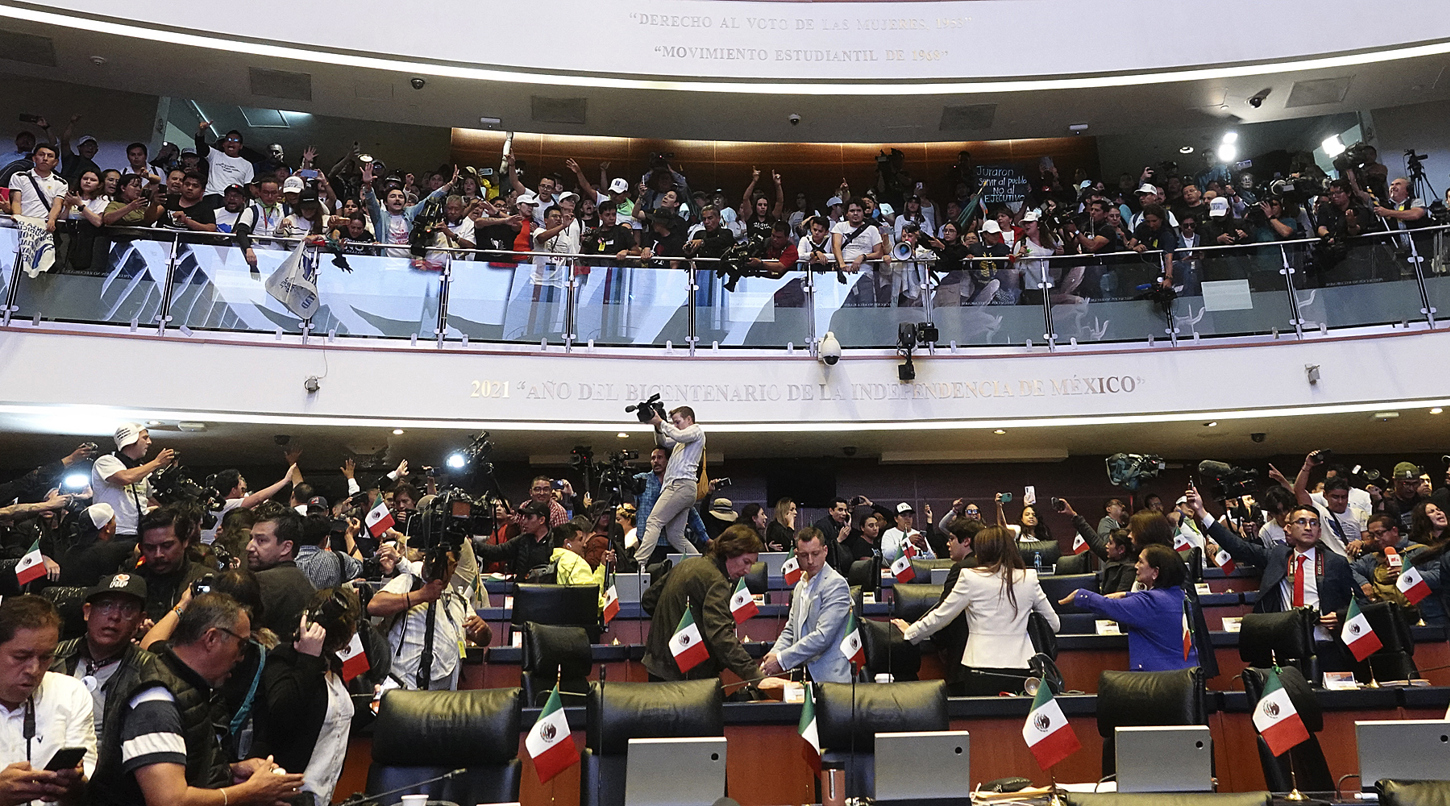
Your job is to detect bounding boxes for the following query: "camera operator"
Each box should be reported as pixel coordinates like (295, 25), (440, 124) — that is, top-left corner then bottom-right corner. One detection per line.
(634, 406), (706, 567)
(362, 162), (456, 259)
(475, 500), (555, 579)
(580, 200), (638, 268)
(1315, 179), (1372, 272)
(1130, 204), (1181, 289)
(91, 424), (174, 540)
(1373, 177), (1431, 252)
(132, 506), (209, 624)
(683, 206), (737, 262)
(366, 534), (484, 690)
(634, 447), (710, 566)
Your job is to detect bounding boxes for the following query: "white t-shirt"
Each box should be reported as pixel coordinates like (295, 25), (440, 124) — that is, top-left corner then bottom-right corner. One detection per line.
(0, 673), (96, 779)
(236, 203), (287, 238)
(66, 197), (109, 221)
(425, 216), (475, 267)
(8, 171), (68, 219)
(381, 214), (411, 259)
(202, 497), (245, 545)
(1306, 497), (1363, 556)
(205, 151), (254, 195)
(831, 219), (883, 264)
(91, 454), (151, 536)
(214, 208), (241, 233)
(1017, 238), (1057, 289)
(881, 527), (932, 561)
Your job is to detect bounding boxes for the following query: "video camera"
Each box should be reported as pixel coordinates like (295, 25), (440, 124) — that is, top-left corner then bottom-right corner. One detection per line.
(1197, 460), (1260, 500)
(718, 235), (770, 292)
(1332, 141), (1376, 177)
(1105, 453), (1167, 491)
(151, 459), (226, 529)
(625, 393), (667, 423)
(408, 487), (491, 579)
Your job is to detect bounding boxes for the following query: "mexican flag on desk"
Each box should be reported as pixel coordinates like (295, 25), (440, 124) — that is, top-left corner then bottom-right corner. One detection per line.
(1342, 598), (1383, 662)
(729, 578), (758, 624)
(14, 540), (44, 586)
(670, 608), (710, 674)
(364, 496), (394, 538)
(798, 684), (821, 772)
(1396, 565), (1432, 605)
(1072, 534), (1090, 555)
(889, 553), (915, 583)
(1214, 548), (1236, 575)
(839, 609), (865, 669)
(1022, 680), (1080, 770)
(781, 556), (802, 586)
(1252, 667), (1309, 757)
(602, 579), (620, 626)
(337, 632), (370, 682)
(526, 685), (579, 783)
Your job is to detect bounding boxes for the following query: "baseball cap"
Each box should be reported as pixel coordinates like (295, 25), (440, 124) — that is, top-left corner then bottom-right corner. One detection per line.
(1208, 197), (1230, 217)
(84, 503), (115, 531)
(282, 176), (306, 193)
(707, 498), (738, 522)
(114, 423), (145, 450)
(76, 135), (97, 148)
(1175, 496), (1188, 506)
(86, 573), (148, 605)
(608, 178), (629, 194)
(518, 499), (550, 518)
(516, 192), (540, 207)
(1393, 461), (1421, 480)
(557, 191), (580, 204)
(896, 502), (915, 514)
(297, 188), (320, 204)
(1135, 183), (1159, 195)
(826, 196), (843, 207)
(981, 220), (1002, 234)
(1021, 209), (1041, 222)
(223, 183), (247, 196)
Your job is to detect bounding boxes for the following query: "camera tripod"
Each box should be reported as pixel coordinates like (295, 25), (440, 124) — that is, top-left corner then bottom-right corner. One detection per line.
(1405, 149), (1438, 206)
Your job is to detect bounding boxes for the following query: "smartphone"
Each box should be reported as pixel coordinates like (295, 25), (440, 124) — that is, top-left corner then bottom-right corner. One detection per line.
(44, 747), (86, 771)
(1051, 497), (1066, 513)
(18, 114), (41, 125)
(296, 168), (319, 179)
(999, 492), (1013, 504)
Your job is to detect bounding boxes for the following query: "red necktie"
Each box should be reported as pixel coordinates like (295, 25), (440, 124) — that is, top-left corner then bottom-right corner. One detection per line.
(1292, 554), (1307, 608)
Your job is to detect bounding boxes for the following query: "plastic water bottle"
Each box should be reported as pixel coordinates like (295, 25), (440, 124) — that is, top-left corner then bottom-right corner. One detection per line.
(1034, 552), (1043, 574)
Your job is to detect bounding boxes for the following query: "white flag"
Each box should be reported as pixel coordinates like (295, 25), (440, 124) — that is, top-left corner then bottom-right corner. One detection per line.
(16, 216), (55, 278)
(265, 239), (321, 319)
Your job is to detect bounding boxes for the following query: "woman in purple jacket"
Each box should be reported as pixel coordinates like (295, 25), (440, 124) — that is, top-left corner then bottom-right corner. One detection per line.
(1061, 544), (1199, 671)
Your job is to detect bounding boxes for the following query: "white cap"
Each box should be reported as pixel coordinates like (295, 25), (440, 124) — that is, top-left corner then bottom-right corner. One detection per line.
(516, 192), (540, 207)
(896, 502), (914, 514)
(608, 178), (629, 194)
(1021, 209), (1041, 222)
(1135, 183), (1159, 196)
(114, 423), (145, 449)
(981, 219), (1002, 234)
(282, 176), (305, 193)
(1208, 197), (1230, 217)
(85, 503), (115, 531)
(557, 191), (580, 204)
(826, 196), (843, 207)
(76, 135), (97, 147)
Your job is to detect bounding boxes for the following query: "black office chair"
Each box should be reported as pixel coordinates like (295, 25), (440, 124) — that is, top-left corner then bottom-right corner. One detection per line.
(39, 586), (87, 640)
(859, 617), (920, 682)
(744, 561), (768, 595)
(521, 622), (592, 708)
(848, 557), (881, 600)
(1018, 540), (1061, 571)
(512, 584), (602, 643)
(1096, 668), (1207, 778)
(1037, 573), (1099, 614)
(909, 558), (954, 583)
(1056, 552), (1093, 575)
(891, 583), (942, 623)
(1240, 666), (1333, 793)
(1351, 601), (1418, 683)
(814, 680), (948, 798)
(1376, 779), (1450, 806)
(367, 688), (524, 804)
(1066, 794), (1271, 806)
(581, 679), (724, 806)
(1238, 610), (1319, 684)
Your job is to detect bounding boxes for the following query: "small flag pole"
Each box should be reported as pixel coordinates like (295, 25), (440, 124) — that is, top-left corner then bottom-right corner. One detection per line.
(1048, 770), (1066, 806)
(1285, 754), (1306, 802)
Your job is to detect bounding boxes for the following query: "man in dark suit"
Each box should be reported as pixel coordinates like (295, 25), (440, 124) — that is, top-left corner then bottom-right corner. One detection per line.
(1190, 489), (1360, 656)
(932, 519), (982, 695)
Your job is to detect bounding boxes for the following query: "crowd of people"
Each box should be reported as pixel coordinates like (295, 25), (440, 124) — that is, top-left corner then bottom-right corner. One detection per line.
(0, 400), (1448, 802)
(4, 116), (1444, 312)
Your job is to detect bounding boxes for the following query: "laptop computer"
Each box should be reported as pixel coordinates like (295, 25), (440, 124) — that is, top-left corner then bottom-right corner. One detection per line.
(874, 730), (970, 802)
(1115, 726), (1213, 793)
(624, 737), (727, 806)
(931, 567), (951, 586)
(1357, 720), (1450, 791)
(613, 572), (649, 603)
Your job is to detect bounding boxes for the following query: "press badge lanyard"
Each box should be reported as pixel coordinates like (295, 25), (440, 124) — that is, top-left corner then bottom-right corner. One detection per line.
(1285, 548), (1326, 605)
(22, 697), (34, 763)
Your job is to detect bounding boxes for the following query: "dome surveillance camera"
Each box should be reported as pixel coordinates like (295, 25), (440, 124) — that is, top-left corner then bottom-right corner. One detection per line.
(1248, 95), (1264, 108)
(788, 113), (801, 126)
(1250, 432), (1266, 443)
(843, 446), (857, 457)
(818, 331), (841, 365)
(410, 77), (426, 90)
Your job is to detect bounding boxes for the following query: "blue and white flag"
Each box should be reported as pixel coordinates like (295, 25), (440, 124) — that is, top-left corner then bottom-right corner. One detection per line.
(16, 216), (54, 278)
(265, 238), (320, 319)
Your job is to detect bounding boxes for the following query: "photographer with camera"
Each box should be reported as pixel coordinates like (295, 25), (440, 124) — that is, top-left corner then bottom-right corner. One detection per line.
(1130, 204), (1182, 289)
(684, 206), (737, 262)
(634, 447), (709, 567)
(133, 506), (210, 624)
(368, 529), (484, 691)
(633, 405), (707, 567)
(1314, 178), (1372, 274)
(90, 425), (173, 540)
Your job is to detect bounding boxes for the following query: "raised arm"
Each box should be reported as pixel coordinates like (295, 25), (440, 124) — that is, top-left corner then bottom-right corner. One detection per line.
(739, 168), (761, 220)
(566, 158), (597, 202)
(770, 170), (785, 219)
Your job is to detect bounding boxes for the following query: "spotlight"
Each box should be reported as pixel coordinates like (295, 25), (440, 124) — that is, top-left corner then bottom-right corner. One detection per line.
(993, 429), (1006, 435)
(1179, 146), (1195, 154)
(1431, 408), (1444, 415)
(446, 453), (466, 470)
(617, 432), (629, 438)
(392, 429), (405, 435)
(1322, 135), (1346, 158)
(62, 472), (90, 492)
(1216, 143), (1237, 163)
(1221, 131), (1238, 144)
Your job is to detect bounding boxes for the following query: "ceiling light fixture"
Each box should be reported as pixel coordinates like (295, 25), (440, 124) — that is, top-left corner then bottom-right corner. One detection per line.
(993, 429), (1007, 435)
(1217, 143), (1238, 163)
(1431, 408), (1443, 414)
(1179, 146), (1194, 154)
(392, 428), (404, 435)
(1221, 131), (1239, 144)
(1204, 421), (1218, 427)
(617, 432), (629, 438)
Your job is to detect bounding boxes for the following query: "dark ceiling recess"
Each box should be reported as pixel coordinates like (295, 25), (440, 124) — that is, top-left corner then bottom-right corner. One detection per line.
(249, 67), (313, 102)
(939, 103), (997, 131)
(0, 29), (56, 67)
(531, 96), (588, 125)
(1285, 77), (1352, 108)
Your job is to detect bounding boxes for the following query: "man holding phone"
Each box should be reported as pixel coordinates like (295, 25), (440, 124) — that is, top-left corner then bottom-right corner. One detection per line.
(0, 596), (93, 806)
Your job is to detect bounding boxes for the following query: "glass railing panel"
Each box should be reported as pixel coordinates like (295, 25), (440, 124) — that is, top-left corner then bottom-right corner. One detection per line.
(1168, 241), (1297, 339)
(695, 264), (813, 349)
(1417, 227), (1450, 324)
(579, 260), (688, 348)
(928, 254), (1054, 346)
(10, 226), (174, 327)
(1293, 230), (1432, 331)
(1046, 251), (1172, 344)
(813, 259), (936, 348)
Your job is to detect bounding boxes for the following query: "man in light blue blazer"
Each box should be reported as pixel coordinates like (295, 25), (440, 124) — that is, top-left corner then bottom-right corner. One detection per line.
(762, 527), (854, 683)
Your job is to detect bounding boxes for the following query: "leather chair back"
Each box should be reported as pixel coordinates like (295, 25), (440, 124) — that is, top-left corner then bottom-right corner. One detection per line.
(859, 617), (920, 682)
(40, 586), (87, 640)
(1096, 668), (1206, 777)
(1056, 552), (1092, 575)
(521, 622), (592, 707)
(512, 584), (601, 642)
(814, 680), (948, 798)
(1037, 573), (1099, 614)
(1018, 540), (1061, 570)
(1377, 780), (1450, 806)
(366, 688), (523, 805)
(744, 561), (768, 595)
(1357, 601), (1418, 682)
(1239, 610), (1318, 683)
(848, 557), (881, 597)
(909, 558), (953, 583)
(581, 679), (723, 806)
(1241, 665), (1332, 792)
(891, 583), (942, 623)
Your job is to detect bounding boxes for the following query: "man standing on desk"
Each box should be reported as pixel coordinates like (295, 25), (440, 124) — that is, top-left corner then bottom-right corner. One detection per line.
(633, 406), (707, 567)
(762, 527), (853, 683)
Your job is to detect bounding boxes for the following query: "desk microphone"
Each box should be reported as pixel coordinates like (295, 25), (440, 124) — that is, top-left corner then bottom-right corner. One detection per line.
(335, 767), (466, 806)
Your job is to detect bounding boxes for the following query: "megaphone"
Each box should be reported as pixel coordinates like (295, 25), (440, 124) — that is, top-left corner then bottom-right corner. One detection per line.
(892, 241), (913, 261)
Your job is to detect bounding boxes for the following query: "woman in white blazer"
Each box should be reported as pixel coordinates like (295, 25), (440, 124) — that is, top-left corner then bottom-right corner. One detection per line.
(893, 526), (1060, 695)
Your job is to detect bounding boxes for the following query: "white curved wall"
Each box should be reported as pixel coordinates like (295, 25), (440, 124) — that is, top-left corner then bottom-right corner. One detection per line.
(37, 0), (1450, 83)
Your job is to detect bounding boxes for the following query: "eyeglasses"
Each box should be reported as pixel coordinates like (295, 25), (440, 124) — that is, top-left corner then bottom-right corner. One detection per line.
(215, 627), (260, 651)
(1290, 518), (1321, 528)
(91, 600), (142, 617)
